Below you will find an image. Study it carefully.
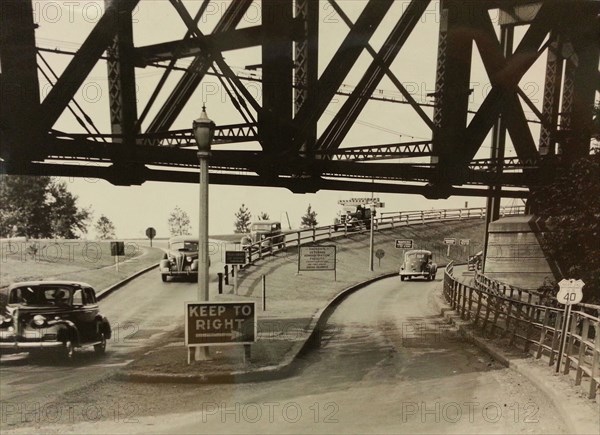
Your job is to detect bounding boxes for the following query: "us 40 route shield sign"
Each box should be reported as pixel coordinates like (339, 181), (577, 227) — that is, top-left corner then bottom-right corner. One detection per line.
(185, 301), (256, 346)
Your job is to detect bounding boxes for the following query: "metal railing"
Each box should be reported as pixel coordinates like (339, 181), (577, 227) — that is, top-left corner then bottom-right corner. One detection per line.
(241, 205), (525, 264)
(444, 262), (600, 399)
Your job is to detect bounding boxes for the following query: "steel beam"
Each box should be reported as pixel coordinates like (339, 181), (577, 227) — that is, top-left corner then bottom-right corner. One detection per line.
(291, 0), (395, 151)
(135, 26), (265, 65)
(146, 0), (252, 134)
(105, 0), (139, 148)
(36, 0), (140, 141)
(539, 36), (564, 155)
(318, 0), (431, 152)
(558, 2), (600, 161)
(431, 0), (474, 177)
(0, 0), (40, 161)
(294, 0), (319, 155)
(260, 0), (294, 156)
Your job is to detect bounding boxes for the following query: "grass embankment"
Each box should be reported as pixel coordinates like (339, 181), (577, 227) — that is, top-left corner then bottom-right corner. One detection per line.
(0, 239), (165, 301)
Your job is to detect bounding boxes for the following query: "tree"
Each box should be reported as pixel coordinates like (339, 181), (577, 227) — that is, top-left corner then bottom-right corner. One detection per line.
(95, 215), (116, 240)
(300, 204), (318, 228)
(257, 212), (270, 220)
(0, 175), (91, 238)
(234, 204), (251, 233)
(530, 154), (600, 303)
(168, 206), (191, 236)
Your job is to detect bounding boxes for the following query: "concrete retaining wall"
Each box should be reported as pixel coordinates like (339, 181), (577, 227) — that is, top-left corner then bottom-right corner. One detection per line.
(484, 215), (555, 289)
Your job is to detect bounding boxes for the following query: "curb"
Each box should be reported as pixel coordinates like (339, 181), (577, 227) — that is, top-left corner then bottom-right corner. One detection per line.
(432, 288), (599, 435)
(115, 271), (400, 384)
(97, 263), (159, 300)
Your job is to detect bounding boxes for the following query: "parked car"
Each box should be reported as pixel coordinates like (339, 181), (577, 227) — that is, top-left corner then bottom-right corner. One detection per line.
(0, 281), (111, 359)
(160, 236), (205, 282)
(399, 250), (437, 281)
(241, 221), (285, 251)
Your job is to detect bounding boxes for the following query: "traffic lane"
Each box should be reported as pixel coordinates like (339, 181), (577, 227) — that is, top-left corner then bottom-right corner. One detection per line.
(168, 276), (565, 434)
(48, 275), (565, 434)
(0, 250), (224, 405)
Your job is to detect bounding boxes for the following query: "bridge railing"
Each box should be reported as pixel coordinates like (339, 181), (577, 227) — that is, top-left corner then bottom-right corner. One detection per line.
(242, 205), (525, 263)
(444, 261), (600, 400)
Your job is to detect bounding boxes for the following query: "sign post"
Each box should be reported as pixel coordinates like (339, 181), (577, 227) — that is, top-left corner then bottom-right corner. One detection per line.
(443, 238), (456, 256)
(395, 239), (413, 249)
(225, 251), (246, 295)
(145, 227), (157, 247)
(375, 249), (385, 267)
(185, 301), (256, 364)
(298, 245), (337, 281)
(555, 279), (584, 373)
(110, 241), (125, 273)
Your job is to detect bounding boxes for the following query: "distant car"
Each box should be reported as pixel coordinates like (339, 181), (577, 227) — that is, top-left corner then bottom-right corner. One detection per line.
(160, 236), (205, 282)
(241, 221), (285, 251)
(399, 249), (437, 281)
(0, 281), (111, 360)
(333, 206), (371, 231)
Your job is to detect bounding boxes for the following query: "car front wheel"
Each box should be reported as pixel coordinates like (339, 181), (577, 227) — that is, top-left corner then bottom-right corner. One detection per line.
(161, 274), (168, 282)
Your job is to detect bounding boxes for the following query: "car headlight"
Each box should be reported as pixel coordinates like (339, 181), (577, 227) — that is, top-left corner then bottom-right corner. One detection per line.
(186, 256), (193, 262)
(33, 315), (46, 326)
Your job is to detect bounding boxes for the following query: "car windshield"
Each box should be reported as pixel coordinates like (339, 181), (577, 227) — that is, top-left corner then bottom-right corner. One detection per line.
(251, 223), (273, 231)
(8, 286), (74, 306)
(171, 241), (198, 251)
(407, 253), (427, 261)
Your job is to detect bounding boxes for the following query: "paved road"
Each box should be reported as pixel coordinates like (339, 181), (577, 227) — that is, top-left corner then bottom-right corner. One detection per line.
(1, 275), (566, 434)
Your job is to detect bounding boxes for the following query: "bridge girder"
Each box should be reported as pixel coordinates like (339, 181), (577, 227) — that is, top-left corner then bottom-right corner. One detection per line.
(1, 0), (598, 198)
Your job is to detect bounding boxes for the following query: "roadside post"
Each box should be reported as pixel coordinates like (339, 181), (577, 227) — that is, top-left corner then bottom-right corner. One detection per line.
(185, 301), (256, 365)
(145, 227), (156, 247)
(443, 238), (456, 257)
(262, 275), (266, 311)
(298, 245), (337, 281)
(459, 239), (470, 260)
(110, 241), (125, 273)
(555, 279), (584, 373)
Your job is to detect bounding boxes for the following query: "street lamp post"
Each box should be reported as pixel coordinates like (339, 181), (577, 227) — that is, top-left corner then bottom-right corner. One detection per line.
(192, 105), (215, 361)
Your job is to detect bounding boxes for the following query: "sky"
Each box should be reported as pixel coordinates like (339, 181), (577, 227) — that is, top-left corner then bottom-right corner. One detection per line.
(25, 0), (555, 238)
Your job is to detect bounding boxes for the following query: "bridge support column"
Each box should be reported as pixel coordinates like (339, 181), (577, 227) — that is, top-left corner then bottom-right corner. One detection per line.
(482, 24), (513, 273)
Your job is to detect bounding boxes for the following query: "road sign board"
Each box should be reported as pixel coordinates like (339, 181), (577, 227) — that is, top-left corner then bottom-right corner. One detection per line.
(395, 239), (413, 249)
(225, 251), (246, 265)
(459, 239), (470, 246)
(185, 301), (256, 346)
(338, 197), (380, 206)
(298, 245), (336, 271)
(145, 227), (156, 240)
(375, 249), (385, 259)
(556, 279), (584, 305)
(444, 238), (457, 245)
(110, 241), (125, 256)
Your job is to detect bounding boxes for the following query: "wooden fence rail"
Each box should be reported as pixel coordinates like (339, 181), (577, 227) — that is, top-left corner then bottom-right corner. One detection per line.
(444, 261), (600, 400)
(243, 205), (525, 264)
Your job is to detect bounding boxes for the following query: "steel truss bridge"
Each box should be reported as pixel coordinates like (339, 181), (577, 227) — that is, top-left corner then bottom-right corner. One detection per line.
(1, 0), (599, 201)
